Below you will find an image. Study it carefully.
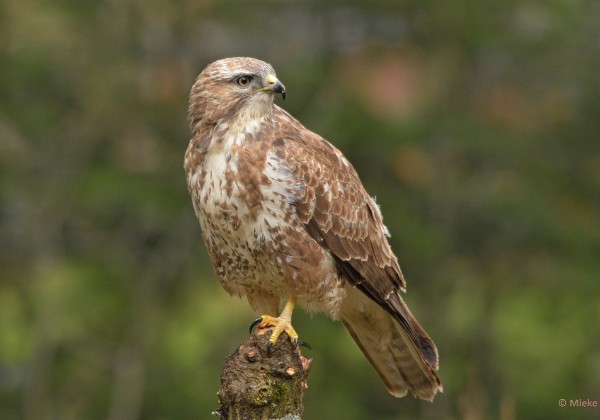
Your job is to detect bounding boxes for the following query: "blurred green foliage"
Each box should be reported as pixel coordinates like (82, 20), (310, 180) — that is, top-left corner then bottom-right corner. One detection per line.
(1, 0), (599, 419)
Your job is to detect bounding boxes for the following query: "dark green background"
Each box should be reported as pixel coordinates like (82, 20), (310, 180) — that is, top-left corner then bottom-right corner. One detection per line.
(1, 1), (599, 419)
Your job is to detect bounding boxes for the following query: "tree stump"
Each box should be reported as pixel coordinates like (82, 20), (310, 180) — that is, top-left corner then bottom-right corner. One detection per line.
(215, 327), (313, 420)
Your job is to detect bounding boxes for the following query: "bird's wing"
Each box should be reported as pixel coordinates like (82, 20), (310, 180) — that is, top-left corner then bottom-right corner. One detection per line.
(270, 109), (405, 289)
(270, 107), (441, 397)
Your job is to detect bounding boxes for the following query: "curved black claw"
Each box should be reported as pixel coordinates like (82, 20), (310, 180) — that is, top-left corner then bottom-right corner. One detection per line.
(249, 317), (263, 334)
(264, 336), (310, 354)
(294, 340), (312, 351)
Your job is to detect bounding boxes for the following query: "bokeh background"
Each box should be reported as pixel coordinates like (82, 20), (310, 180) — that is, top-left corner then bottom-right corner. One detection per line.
(1, 1), (599, 419)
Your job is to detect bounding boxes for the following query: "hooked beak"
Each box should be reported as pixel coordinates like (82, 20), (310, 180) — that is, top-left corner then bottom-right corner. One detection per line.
(263, 74), (286, 100)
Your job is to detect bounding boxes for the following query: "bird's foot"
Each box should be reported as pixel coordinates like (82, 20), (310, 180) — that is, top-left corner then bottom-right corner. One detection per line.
(249, 315), (311, 352)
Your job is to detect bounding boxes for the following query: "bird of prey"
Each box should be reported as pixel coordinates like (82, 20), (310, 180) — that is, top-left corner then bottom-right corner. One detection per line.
(184, 57), (442, 400)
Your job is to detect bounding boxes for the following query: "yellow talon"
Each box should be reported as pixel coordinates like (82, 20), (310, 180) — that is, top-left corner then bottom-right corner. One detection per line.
(259, 315), (299, 349)
(249, 296), (305, 351)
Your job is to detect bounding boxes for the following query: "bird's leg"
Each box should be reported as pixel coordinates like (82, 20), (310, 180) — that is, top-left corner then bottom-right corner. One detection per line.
(249, 296), (310, 352)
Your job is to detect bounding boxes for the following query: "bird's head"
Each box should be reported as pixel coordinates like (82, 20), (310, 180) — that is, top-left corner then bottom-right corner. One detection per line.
(189, 57), (286, 132)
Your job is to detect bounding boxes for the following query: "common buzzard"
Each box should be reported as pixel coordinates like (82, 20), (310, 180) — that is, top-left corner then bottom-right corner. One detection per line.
(184, 57), (442, 400)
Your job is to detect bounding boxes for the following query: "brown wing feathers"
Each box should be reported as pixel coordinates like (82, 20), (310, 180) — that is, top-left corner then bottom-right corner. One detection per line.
(276, 108), (441, 394)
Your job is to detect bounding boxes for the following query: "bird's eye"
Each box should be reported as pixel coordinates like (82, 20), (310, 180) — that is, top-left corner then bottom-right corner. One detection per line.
(235, 75), (252, 87)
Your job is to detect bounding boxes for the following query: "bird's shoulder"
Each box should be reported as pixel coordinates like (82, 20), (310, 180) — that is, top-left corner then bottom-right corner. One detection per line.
(261, 106), (406, 292)
(264, 106), (363, 191)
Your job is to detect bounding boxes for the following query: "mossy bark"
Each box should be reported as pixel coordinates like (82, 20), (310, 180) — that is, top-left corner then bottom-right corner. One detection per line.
(216, 327), (312, 420)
